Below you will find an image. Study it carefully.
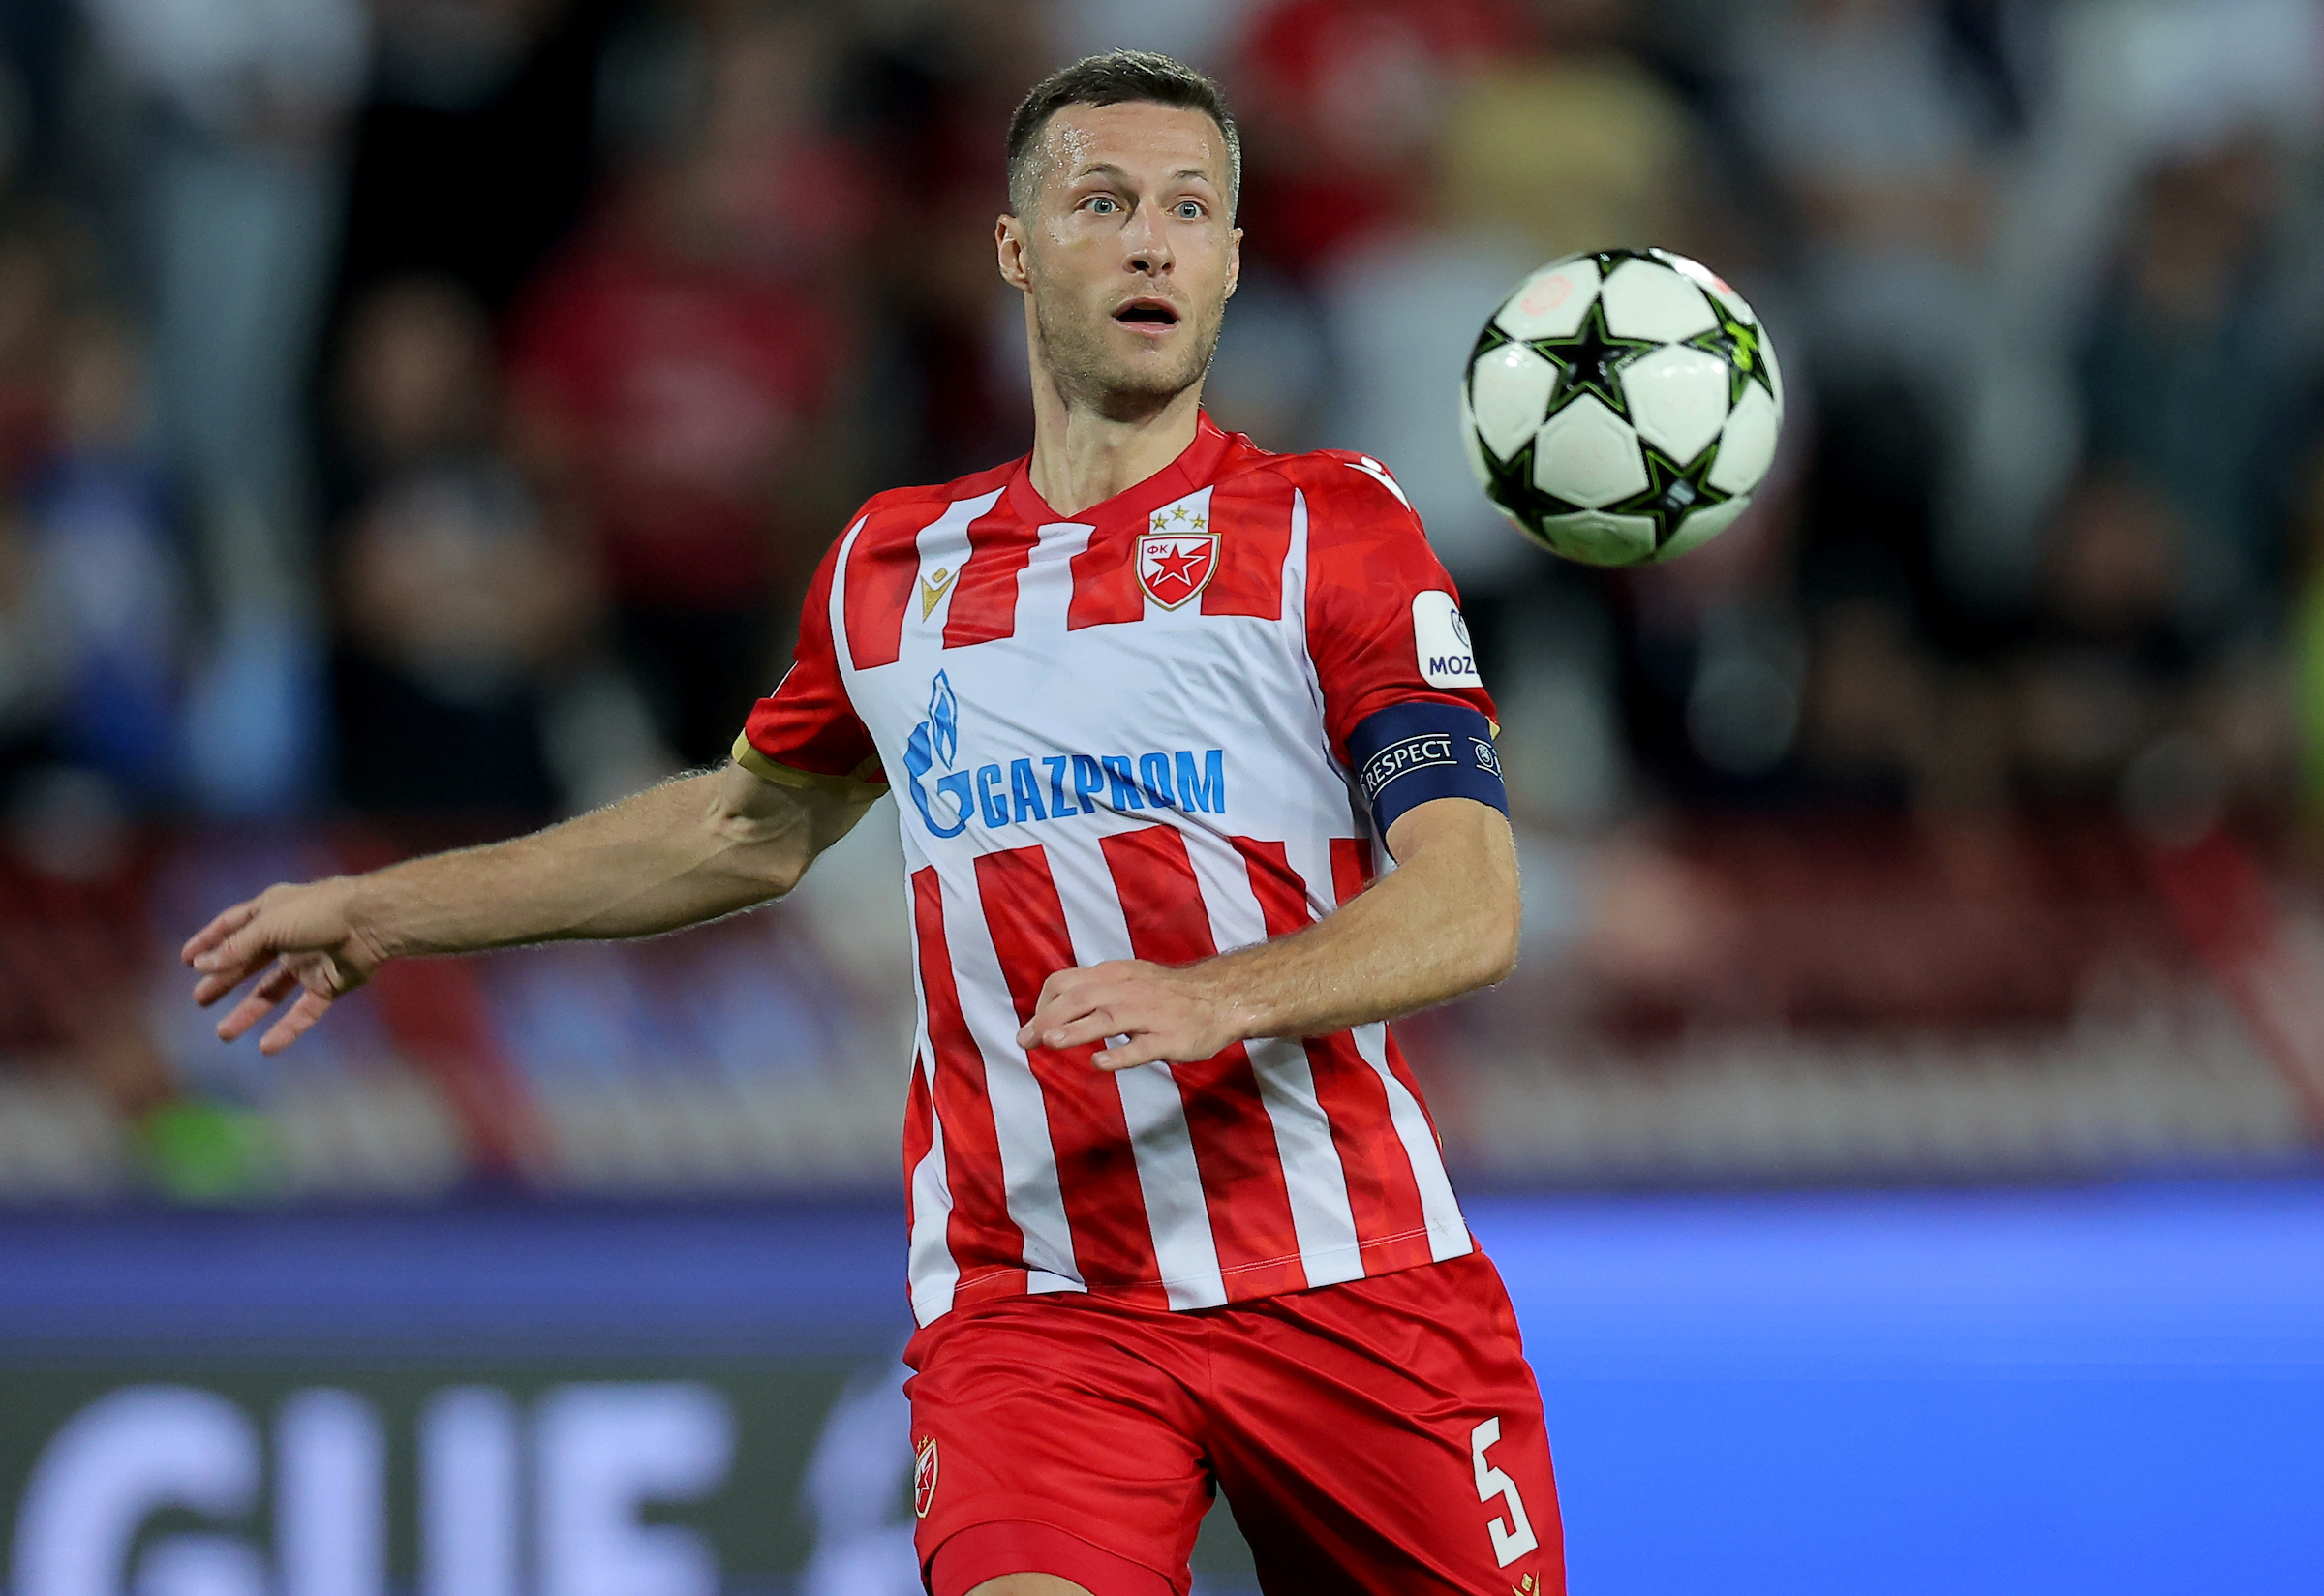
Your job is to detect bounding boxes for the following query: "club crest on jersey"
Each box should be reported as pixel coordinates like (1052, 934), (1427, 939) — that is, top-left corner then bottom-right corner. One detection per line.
(1141, 503), (1217, 609)
(913, 1437), (938, 1519)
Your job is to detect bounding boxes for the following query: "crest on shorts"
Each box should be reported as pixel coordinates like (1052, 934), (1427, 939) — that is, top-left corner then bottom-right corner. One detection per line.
(1141, 501), (1217, 609)
(913, 1436), (939, 1519)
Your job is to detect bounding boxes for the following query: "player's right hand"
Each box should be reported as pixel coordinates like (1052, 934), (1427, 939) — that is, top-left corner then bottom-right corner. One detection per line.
(181, 880), (385, 1056)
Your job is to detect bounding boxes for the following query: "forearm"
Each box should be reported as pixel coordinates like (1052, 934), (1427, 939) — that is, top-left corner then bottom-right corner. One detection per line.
(1017, 801), (1518, 1071)
(346, 772), (810, 958)
(1202, 811), (1519, 1041)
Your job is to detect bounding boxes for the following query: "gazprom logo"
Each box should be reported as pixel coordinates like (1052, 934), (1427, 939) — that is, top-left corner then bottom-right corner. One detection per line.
(902, 672), (1226, 839)
(904, 671), (971, 838)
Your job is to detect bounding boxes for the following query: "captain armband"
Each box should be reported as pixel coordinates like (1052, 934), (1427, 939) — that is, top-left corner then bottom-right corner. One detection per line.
(1345, 702), (1508, 844)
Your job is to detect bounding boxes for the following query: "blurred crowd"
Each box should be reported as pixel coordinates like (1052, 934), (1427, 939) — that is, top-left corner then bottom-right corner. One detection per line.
(0, 0), (2312, 832)
(1, 0), (2323, 1191)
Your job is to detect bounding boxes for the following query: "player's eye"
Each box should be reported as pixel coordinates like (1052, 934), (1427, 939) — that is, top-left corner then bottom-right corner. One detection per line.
(1174, 200), (1205, 220)
(1085, 195), (1119, 215)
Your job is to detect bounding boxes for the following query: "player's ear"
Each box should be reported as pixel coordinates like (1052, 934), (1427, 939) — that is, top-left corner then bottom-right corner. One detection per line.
(1225, 226), (1241, 299)
(996, 214), (1031, 292)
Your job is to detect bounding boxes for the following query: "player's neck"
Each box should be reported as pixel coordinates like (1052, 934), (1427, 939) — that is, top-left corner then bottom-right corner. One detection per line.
(1025, 374), (1206, 519)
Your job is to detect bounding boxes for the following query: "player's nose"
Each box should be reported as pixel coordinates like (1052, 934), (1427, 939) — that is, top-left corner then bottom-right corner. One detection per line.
(1122, 200), (1173, 273)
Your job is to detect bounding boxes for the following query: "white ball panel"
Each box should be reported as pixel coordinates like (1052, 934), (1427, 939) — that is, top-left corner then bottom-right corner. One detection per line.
(1493, 258), (1601, 341)
(1621, 344), (1730, 467)
(1532, 394), (1649, 508)
(1469, 343), (1560, 463)
(1706, 384), (1780, 496)
(1541, 510), (1658, 567)
(1658, 251), (1757, 326)
(1599, 260), (1717, 342)
(1654, 494), (1751, 563)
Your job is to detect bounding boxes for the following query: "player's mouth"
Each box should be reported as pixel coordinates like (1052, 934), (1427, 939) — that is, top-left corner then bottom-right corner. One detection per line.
(1112, 296), (1181, 336)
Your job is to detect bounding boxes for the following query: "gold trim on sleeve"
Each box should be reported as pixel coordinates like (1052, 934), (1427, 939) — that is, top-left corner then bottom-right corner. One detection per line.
(731, 737), (888, 801)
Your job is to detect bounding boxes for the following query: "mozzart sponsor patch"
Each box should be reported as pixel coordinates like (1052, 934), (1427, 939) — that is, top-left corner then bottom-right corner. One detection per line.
(1360, 733), (1460, 801)
(1412, 591), (1482, 688)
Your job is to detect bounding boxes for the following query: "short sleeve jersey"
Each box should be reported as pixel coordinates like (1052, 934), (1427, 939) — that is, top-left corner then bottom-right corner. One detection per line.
(739, 414), (1496, 1326)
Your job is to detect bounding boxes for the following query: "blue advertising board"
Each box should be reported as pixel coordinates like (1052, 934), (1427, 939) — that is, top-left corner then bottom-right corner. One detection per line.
(3, 1182), (2318, 1595)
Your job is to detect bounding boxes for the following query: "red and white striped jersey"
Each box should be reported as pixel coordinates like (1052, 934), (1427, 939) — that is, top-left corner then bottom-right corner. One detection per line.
(737, 414), (1498, 1327)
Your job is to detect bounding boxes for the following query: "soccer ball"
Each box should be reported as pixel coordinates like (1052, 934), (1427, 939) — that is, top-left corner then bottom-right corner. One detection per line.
(1460, 248), (1783, 567)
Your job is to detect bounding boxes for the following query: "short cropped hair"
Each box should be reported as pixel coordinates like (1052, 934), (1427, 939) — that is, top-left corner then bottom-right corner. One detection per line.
(1005, 50), (1241, 219)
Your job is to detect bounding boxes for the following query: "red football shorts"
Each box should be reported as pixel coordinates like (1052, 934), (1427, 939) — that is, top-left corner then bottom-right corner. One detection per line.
(903, 1250), (1564, 1596)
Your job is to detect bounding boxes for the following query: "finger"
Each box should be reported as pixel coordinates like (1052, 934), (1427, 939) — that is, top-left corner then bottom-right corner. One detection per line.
(215, 962), (301, 1043)
(1015, 961), (1153, 1047)
(181, 899), (261, 965)
(1092, 1033), (1175, 1072)
(259, 989), (337, 1056)
(190, 947), (280, 1007)
(1035, 1009), (1143, 1052)
(1017, 983), (1108, 1048)
(192, 912), (288, 974)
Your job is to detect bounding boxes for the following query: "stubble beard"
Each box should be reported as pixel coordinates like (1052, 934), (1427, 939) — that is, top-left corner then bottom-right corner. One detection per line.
(1031, 285), (1222, 423)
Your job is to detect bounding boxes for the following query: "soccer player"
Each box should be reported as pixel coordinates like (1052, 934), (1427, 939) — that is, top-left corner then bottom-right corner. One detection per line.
(183, 50), (1564, 1596)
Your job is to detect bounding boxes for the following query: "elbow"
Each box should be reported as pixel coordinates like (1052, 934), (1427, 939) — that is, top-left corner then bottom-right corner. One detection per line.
(739, 849), (809, 904)
(1470, 893), (1521, 990)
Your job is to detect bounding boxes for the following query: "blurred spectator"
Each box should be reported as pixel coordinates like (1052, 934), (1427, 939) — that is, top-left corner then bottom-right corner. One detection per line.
(510, 6), (866, 764)
(85, 0), (371, 815)
(836, 0), (1051, 488)
(2077, 136), (2306, 639)
(1733, 0), (1998, 409)
(1437, 0), (1698, 262)
(333, 459), (599, 816)
(0, 210), (192, 808)
(1799, 594), (1938, 802)
(327, 274), (500, 519)
(2007, 471), (2192, 801)
(1232, 0), (1527, 279)
(340, 0), (613, 309)
(2003, 468), (2293, 827)
(1945, 0), (2324, 605)
(22, 312), (187, 797)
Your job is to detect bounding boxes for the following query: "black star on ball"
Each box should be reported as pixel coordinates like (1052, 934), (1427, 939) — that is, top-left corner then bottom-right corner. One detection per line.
(1613, 441), (1733, 547)
(1528, 299), (1658, 420)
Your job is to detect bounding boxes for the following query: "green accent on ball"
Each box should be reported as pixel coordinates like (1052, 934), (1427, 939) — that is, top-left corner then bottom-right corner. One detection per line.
(1689, 302), (1777, 410)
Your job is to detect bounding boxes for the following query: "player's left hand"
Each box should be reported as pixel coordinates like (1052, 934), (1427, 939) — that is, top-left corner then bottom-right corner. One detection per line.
(1017, 959), (1244, 1071)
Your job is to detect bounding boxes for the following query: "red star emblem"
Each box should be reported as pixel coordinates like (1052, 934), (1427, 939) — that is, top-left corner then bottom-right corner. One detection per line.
(1153, 545), (1204, 585)
(1138, 532), (1218, 609)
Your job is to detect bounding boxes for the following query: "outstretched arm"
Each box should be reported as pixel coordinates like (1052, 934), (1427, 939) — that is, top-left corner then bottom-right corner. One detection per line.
(183, 763), (878, 1055)
(1017, 796), (1518, 1071)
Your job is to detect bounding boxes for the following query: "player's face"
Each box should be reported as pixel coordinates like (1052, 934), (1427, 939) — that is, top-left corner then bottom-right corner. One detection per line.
(1000, 102), (1241, 419)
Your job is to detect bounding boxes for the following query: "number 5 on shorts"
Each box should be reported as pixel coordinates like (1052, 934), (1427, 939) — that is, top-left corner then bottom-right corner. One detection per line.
(1469, 1417), (1538, 1567)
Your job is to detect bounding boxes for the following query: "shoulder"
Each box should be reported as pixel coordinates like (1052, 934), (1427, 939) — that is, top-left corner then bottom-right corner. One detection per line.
(836, 457), (1024, 553)
(1254, 448), (1428, 552)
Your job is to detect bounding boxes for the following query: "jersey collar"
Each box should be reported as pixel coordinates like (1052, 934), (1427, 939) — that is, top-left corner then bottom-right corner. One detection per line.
(1005, 412), (1235, 530)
